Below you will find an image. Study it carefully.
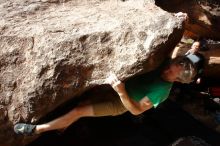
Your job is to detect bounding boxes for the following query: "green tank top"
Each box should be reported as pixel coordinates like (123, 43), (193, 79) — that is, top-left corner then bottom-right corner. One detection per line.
(125, 69), (173, 107)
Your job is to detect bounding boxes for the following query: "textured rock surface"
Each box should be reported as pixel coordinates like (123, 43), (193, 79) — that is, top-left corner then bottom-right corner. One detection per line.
(0, 0), (185, 145)
(155, 0), (220, 40)
(204, 44), (220, 78)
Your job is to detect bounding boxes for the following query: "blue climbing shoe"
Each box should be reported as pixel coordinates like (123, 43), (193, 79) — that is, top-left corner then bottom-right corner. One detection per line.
(14, 123), (36, 136)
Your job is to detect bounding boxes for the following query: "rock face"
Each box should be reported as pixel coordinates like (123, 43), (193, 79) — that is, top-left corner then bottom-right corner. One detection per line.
(204, 44), (220, 78)
(0, 0), (185, 145)
(155, 0), (220, 40)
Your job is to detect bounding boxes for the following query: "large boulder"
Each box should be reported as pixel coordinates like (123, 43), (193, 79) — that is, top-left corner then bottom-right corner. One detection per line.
(0, 0), (185, 145)
(155, 0), (220, 40)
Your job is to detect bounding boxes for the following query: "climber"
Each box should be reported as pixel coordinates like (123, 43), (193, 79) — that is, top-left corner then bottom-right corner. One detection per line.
(14, 56), (196, 135)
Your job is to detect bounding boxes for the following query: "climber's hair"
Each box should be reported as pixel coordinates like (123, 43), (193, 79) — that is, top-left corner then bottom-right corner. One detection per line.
(170, 56), (197, 83)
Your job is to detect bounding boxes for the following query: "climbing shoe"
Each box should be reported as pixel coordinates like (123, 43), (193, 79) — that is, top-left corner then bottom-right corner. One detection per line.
(14, 123), (36, 136)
